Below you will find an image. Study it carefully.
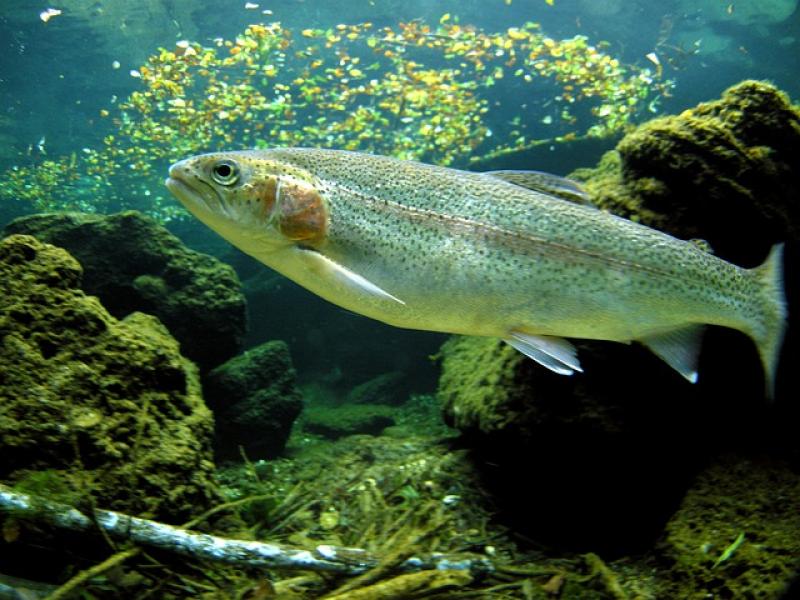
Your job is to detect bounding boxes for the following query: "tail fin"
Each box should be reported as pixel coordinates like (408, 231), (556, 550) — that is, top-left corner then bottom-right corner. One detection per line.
(749, 243), (787, 400)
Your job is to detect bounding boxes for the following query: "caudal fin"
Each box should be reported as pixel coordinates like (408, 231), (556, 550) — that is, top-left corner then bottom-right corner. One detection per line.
(749, 243), (787, 399)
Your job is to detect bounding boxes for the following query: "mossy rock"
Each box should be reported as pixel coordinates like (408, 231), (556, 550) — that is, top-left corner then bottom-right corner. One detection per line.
(572, 80), (800, 265)
(437, 335), (699, 439)
(302, 404), (396, 439)
(439, 80), (799, 444)
(0, 234), (218, 521)
(203, 340), (303, 460)
(345, 371), (411, 406)
(4, 211), (247, 371)
(654, 455), (800, 597)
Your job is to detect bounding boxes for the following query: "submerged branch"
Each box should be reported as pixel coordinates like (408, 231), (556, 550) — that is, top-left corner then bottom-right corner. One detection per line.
(0, 484), (492, 576)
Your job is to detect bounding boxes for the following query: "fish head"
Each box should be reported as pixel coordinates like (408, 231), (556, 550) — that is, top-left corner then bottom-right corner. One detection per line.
(165, 150), (328, 250)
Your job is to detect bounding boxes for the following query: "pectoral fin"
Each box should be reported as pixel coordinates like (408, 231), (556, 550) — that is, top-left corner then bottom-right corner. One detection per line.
(298, 247), (405, 305)
(639, 325), (705, 383)
(505, 331), (583, 376)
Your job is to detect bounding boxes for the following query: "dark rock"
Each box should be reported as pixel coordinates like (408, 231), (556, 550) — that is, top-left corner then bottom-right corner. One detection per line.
(4, 211), (247, 371)
(203, 341), (303, 460)
(346, 371), (411, 406)
(0, 234), (219, 522)
(302, 405), (396, 440)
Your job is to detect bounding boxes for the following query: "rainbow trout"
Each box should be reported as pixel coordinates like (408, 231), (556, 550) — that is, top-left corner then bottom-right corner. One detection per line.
(165, 148), (787, 396)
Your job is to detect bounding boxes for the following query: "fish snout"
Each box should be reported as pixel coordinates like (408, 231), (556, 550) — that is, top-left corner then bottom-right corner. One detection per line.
(168, 158), (195, 183)
(165, 157), (217, 214)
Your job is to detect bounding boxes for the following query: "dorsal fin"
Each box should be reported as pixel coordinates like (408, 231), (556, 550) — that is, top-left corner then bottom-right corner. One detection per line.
(484, 170), (589, 203)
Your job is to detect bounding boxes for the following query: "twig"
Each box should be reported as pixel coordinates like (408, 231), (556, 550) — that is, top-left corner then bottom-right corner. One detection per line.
(45, 548), (141, 600)
(582, 553), (628, 600)
(0, 484), (493, 576)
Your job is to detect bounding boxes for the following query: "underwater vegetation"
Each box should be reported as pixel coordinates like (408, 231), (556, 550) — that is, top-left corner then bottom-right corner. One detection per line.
(0, 234), (219, 522)
(0, 79), (798, 597)
(4, 211), (247, 371)
(0, 17), (671, 223)
(204, 340), (304, 460)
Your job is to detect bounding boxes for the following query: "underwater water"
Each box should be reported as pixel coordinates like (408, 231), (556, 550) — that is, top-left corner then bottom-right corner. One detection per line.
(1, 1), (799, 598)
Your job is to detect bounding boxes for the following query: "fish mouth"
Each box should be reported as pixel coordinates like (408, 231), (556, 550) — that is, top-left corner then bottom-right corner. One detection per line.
(165, 164), (225, 219)
(164, 176), (200, 207)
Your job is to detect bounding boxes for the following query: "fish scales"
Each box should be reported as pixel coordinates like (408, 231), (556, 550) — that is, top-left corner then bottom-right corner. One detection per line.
(275, 150), (753, 334)
(165, 148), (786, 396)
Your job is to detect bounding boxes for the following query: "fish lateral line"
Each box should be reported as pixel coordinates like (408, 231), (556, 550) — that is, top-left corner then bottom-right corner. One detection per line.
(329, 179), (696, 281)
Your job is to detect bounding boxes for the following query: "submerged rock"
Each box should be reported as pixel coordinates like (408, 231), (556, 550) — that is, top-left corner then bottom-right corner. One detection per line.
(573, 80), (800, 265)
(302, 405), (396, 440)
(346, 371), (411, 406)
(655, 455), (800, 597)
(436, 81), (799, 553)
(4, 211), (247, 371)
(441, 80), (799, 438)
(203, 341), (303, 460)
(0, 234), (218, 522)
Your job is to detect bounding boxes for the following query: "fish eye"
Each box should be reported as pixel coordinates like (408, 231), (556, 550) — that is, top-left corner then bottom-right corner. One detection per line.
(211, 159), (240, 185)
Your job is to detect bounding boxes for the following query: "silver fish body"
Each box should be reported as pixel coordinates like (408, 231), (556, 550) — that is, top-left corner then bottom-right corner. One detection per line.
(165, 148), (786, 395)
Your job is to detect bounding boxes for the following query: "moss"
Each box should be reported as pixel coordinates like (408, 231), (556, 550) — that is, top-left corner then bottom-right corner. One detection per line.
(11, 470), (81, 507)
(0, 234), (219, 522)
(655, 455), (800, 598)
(571, 80), (800, 265)
(301, 404), (397, 439)
(4, 211), (247, 371)
(437, 336), (531, 434)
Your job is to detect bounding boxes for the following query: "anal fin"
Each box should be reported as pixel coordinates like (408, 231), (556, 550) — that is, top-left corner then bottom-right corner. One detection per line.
(505, 331), (583, 376)
(639, 325), (705, 383)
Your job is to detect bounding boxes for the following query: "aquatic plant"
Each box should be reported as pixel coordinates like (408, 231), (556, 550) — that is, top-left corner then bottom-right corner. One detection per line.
(1, 17), (672, 223)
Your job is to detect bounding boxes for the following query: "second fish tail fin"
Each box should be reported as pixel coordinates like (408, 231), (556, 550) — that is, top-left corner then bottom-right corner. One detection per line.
(747, 243), (787, 400)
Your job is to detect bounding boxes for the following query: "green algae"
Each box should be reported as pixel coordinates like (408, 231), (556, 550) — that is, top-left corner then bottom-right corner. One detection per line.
(571, 80), (800, 263)
(5, 211), (247, 371)
(655, 455), (800, 598)
(0, 234), (219, 522)
(301, 404), (397, 439)
(10, 470), (81, 508)
(436, 336), (530, 434)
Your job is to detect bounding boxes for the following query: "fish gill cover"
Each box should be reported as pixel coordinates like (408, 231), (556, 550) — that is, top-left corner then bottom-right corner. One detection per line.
(0, 12), (671, 223)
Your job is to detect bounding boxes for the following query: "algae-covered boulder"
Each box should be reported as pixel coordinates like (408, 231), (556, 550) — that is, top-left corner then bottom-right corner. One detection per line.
(655, 455), (800, 597)
(573, 80), (800, 265)
(440, 81), (798, 442)
(4, 211), (247, 371)
(0, 234), (218, 521)
(302, 405), (396, 440)
(437, 335), (698, 438)
(346, 371), (411, 406)
(203, 341), (303, 460)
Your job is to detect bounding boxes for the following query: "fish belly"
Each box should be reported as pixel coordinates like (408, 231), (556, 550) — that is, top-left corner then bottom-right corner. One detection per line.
(317, 226), (737, 345)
